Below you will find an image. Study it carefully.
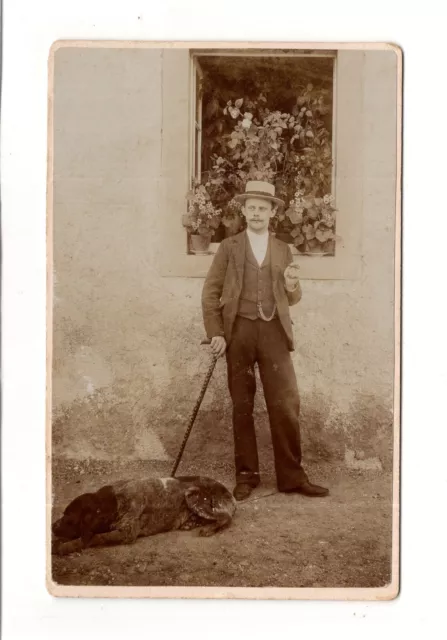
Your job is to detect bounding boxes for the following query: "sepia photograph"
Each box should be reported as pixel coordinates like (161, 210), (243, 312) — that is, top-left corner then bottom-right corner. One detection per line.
(46, 41), (401, 599)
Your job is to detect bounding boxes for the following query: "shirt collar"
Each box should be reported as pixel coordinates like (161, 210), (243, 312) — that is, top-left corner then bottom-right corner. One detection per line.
(246, 228), (269, 244)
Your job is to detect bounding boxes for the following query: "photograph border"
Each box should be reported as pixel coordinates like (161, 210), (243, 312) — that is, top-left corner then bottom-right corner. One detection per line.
(46, 39), (402, 601)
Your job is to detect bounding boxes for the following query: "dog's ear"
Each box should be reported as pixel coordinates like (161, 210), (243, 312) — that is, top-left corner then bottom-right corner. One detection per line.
(96, 486), (117, 512)
(94, 486), (118, 523)
(79, 507), (96, 546)
(64, 493), (94, 517)
(185, 487), (215, 521)
(81, 487), (117, 544)
(67, 495), (95, 544)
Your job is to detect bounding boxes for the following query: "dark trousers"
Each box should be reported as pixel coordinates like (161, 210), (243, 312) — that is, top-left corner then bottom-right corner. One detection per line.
(226, 316), (309, 491)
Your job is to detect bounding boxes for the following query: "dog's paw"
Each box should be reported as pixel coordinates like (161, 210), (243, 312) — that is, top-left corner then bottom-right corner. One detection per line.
(52, 539), (81, 556)
(51, 540), (64, 556)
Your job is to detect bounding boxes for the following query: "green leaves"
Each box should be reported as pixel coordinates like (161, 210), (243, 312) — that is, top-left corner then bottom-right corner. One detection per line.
(315, 227), (335, 243)
(302, 223), (316, 240)
(208, 216), (221, 230)
(188, 85), (335, 249)
(198, 225), (213, 237)
(286, 208), (304, 225)
(290, 226), (303, 238)
(293, 232), (305, 247)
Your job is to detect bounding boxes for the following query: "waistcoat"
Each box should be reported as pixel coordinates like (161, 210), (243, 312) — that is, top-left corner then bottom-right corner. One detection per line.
(237, 235), (276, 321)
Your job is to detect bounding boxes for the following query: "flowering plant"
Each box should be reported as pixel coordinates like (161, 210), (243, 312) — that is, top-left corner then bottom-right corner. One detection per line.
(182, 183), (222, 237)
(189, 83), (337, 252)
(223, 98), (244, 119)
(274, 176), (336, 253)
(196, 156), (245, 235)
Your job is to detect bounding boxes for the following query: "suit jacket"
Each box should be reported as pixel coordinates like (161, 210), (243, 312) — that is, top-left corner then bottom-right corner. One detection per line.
(201, 231), (302, 351)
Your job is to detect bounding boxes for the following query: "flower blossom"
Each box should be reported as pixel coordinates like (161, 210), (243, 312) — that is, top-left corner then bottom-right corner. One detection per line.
(241, 112), (253, 130)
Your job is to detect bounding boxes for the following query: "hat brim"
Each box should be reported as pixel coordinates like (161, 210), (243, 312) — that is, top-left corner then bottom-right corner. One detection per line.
(234, 192), (285, 207)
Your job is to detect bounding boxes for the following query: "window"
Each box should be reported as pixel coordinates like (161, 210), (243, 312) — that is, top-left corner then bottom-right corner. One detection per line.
(187, 50), (337, 256)
(159, 48), (364, 280)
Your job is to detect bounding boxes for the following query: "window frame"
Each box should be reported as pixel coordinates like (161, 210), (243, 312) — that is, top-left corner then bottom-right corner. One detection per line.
(159, 48), (364, 281)
(189, 50), (338, 256)
(190, 56), (204, 186)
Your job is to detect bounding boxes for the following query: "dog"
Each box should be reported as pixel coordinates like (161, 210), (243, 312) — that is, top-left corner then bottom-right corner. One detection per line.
(51, 475), (236, 556)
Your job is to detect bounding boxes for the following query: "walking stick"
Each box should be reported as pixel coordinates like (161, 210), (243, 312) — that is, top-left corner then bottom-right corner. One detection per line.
(170, 339), (219, 477)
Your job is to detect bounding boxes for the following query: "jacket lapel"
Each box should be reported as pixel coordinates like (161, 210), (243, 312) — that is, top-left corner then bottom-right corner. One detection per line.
(270, 235), (284, 295)
(231, 232), (246, 287)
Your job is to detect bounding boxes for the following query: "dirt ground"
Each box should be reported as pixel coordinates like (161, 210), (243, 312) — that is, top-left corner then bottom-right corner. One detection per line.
(51, 457), (393, 589)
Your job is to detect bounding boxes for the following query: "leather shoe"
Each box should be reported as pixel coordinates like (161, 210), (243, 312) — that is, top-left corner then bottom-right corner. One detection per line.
(283, 481), (329, 497)
(233, 483), (254, 501)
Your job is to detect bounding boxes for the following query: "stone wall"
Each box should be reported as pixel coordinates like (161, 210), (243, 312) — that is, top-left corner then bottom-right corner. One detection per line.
(52, 47), (398, 473)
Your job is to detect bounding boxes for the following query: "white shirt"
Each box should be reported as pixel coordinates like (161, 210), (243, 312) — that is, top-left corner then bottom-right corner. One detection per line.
(246, 228), (269, 266)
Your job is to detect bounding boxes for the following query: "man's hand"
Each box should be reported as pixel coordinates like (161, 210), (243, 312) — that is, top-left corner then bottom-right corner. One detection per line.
(210, 336), (227, 358)
(284, 263), (301, 290)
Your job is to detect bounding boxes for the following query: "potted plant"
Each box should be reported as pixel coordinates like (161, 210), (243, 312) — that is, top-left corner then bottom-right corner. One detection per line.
(302, 195), (336, 255)
(280, 181), (337, 255)
(182, 183), (222, 254)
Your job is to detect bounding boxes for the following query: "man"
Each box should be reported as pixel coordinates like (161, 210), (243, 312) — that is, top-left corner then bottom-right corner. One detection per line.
(202, 181), (329, 501)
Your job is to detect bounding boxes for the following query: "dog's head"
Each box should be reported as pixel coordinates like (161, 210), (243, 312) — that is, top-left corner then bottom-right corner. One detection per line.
(182, 478), (236, 520)
(52, 486), (118, 546)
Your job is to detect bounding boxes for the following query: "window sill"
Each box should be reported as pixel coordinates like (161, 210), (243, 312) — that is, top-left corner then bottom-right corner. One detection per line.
(159, 245), (361, 280)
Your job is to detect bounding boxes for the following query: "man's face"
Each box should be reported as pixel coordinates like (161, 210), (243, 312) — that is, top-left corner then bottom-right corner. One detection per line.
(242, 197), (276, 234)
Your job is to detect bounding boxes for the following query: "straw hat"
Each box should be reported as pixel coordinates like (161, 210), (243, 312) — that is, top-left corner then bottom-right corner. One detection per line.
(234, 181), (285, 207)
